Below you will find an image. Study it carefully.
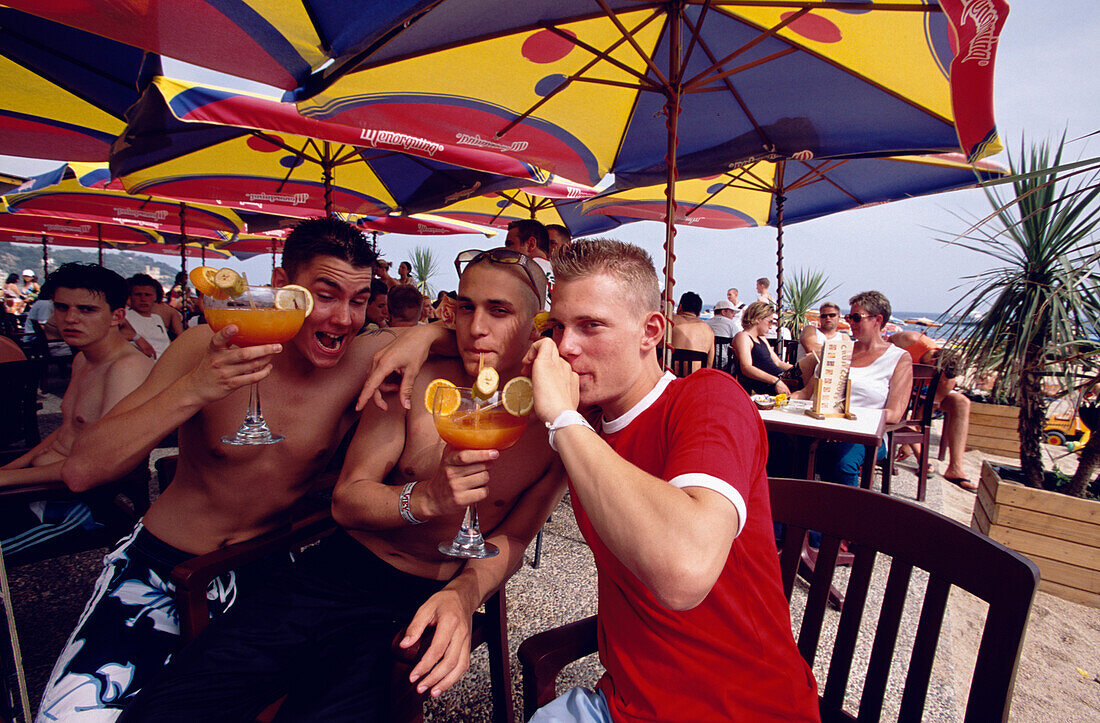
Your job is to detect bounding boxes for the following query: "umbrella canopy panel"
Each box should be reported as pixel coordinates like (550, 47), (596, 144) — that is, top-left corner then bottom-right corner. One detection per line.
(3, 166), (244, 242)
(0, 7), (149, 161)
(0, 213), (163, 246)
(111, 78), (554, 219)
(2, 0), (437, 92)
(584, 153), (1008, 228)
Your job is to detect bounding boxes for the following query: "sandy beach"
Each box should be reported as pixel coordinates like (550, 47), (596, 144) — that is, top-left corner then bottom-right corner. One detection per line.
(7, 393), (1100, 721)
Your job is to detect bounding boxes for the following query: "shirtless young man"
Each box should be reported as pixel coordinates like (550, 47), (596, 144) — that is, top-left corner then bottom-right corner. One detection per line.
(670, 291), (715, 369)
(40, 218), (395, 720)
(0, 263), (153, 555)
(118, 248), (564, 721)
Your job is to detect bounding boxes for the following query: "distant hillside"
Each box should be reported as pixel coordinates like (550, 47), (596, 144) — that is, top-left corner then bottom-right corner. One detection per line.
(0, 243), (181, 286)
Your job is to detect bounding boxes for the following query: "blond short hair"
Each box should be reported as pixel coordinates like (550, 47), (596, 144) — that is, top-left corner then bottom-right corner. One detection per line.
(553, 238), (660, 313)
(741, 300), (776, 329)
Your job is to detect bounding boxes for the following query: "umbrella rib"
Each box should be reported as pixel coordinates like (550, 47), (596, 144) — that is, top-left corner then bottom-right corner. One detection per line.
(678, 0), (714, 80)
(539, 18), (663, 89)
(682, 6), (808, 90)
(790, 158), (866, 203)
(689, 47), (799, 90)
(498, 12), (662, 137)
(595, 0), (671, 88)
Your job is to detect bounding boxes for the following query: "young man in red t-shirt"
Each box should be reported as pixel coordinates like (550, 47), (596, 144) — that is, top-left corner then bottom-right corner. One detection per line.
(525, 239), (819, 722)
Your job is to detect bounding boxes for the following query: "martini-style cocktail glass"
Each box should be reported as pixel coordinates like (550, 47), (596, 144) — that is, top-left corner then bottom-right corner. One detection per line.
(432, 385), (529, 558)
(204, 284), (308, 445)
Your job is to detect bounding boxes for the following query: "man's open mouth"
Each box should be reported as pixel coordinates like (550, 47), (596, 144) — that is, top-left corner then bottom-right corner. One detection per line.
(316, 331), (344, 351)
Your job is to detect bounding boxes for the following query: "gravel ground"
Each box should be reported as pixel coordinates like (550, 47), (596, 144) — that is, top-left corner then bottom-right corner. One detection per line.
(8, 390), (1098, 721)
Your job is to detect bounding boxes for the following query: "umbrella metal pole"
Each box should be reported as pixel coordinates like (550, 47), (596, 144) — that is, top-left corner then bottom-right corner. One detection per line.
(41, 235), (49, 279)
(179, 204), (188, 277)
(775, 191), (786, 317)
(271, 240), (277, 274)
(97, 224), (103, 266)
(322, 142), (335, 217)
(661, 2), (684, 370)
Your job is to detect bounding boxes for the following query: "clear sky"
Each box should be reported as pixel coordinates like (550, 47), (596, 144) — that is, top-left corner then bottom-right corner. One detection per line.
(2, 2), (1096, 314)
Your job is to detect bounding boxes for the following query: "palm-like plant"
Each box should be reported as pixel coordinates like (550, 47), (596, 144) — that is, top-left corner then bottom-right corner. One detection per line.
(779, 269), (839, 337)
(409, 245), (439, 297)
(941, 135), (1100, 491)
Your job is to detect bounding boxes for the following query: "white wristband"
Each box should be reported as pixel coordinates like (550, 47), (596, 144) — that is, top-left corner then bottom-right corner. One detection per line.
(546, 410), (595, 452)
(399, 481), (425, 525)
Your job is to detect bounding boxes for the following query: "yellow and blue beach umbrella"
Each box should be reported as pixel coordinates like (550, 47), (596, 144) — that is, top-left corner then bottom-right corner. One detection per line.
(582, 153), (1008, 306)
(111, 78), (555, 219)
(2, 164), (245, 243)
(300, 0), (1009, 189)
(428, 176), (619, 237)
(584, 154), (1008, 229)
(2, 0), (435, 92)
(0, 7), (149, 161)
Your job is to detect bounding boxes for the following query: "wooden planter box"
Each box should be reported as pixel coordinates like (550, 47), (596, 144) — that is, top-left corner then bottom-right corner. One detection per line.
(967, 402), (1020, 459)
(972, 460), (1100, 608)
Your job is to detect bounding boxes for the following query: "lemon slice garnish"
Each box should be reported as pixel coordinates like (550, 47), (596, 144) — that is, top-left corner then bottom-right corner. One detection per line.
(213, 267), (247, 298)
(501, 376), (534, 416)
(275, 284), (313, 316)
(473, 367), (499, 400)
(425, 378), (460, 415)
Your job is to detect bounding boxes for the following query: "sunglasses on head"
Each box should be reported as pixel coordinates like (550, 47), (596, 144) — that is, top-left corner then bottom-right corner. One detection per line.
(845, 312), (878, 324)
(454, 248), (547, 302)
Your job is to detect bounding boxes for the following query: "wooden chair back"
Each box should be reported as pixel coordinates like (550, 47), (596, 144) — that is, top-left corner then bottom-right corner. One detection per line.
(670, 348), (708, 377)
(882, 363), (942, 500)
(519, 478), (1039, 723)
(712, 336), (733, 374)
(772, 477), (1037, 722)
(0, 360), (40, 452)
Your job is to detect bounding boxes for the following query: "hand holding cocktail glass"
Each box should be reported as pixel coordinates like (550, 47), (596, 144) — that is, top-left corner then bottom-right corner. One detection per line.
(428, 367), (533, 558)
(190, 266), (312, 445)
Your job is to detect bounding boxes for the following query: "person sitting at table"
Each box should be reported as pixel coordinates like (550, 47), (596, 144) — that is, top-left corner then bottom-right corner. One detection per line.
(117, 247), (565, 720)
(733, 300), (814, 396)
(1, 263), (153, 555)
(119, 274), (181, 359)
(793, 291), (912, 487)
(671, 291), (715, 369)
(889, 330), (976, 490)
(523, 239), (819, 722)
(800, 301), (843, 358)
(4, 272), (26, 314)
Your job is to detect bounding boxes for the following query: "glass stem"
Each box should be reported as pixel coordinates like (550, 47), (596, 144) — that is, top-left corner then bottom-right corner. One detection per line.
(246, 381), (264, 425)
(461, 505), (484, 543)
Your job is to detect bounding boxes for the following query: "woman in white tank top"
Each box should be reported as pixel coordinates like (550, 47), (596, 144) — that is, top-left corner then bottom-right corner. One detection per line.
(795, 292), (913, 486)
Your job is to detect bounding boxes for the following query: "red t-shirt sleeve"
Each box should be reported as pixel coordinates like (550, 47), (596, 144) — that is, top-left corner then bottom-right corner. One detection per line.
(663, 371), (767, 532)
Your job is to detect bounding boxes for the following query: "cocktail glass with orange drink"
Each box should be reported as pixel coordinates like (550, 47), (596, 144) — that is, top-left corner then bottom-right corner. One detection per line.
(191, 266), (312, 445)
(430, 373), (533, 558)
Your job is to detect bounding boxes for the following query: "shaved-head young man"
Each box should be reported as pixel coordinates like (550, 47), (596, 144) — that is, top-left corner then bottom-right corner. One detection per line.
(525, 239), (818, 722)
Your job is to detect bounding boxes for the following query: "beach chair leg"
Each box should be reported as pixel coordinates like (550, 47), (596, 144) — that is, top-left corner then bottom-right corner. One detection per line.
(532, 528), (544, 569)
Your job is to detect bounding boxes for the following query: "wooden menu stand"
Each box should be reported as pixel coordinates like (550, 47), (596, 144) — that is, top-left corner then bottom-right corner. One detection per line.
(805, 335), (857, 420)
